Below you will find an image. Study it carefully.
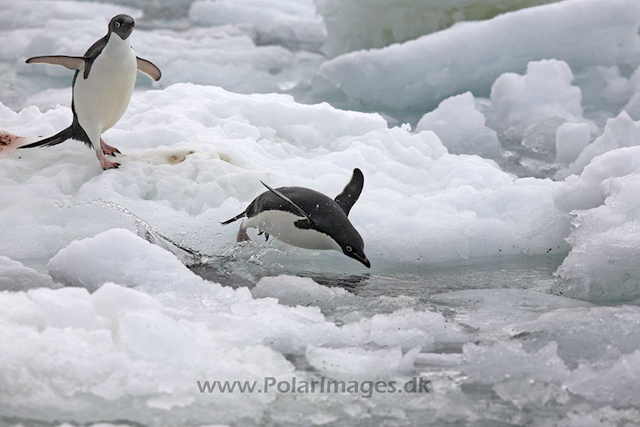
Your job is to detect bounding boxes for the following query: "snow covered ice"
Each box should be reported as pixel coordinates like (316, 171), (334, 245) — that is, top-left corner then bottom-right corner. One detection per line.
(2, 0), (640, 426)
(318, 0), (640, 118)
(314, 0), (561, 58)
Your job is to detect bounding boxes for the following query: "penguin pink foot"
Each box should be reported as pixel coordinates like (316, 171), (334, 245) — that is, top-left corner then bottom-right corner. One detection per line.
(96, 149), (120, 170)
(100, 138), (121, 156)
(236, 225), (251, 242)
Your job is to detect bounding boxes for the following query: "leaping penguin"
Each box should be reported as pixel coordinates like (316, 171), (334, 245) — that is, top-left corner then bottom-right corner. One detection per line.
(20, 14), (161, 170)
(222, 169), (370, 268)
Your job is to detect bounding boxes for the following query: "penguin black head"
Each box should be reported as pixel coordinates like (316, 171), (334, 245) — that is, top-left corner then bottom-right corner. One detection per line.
(334, 226), (370, 268)
(109, 14), (135, 40)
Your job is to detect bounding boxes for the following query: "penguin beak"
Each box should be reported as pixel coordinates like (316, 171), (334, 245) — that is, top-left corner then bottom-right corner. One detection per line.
(354, 253), (371, 268)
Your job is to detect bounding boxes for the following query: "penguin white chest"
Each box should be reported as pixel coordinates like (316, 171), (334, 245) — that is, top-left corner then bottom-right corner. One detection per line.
(74, 34), (137, 133)
(243, 211), (342, 251)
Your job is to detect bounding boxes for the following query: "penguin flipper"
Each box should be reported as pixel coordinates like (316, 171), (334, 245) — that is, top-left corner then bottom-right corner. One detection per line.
(294, 219), (315, 230)
(334, 168), (364, 216)
(137, 57), (162, 81)
(221, 211), (246, 225)
(26, 55), (86, 71)
(260, 181), (316, 225)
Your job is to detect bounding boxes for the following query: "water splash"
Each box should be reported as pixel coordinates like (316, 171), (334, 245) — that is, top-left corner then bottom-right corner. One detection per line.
(78, 199), (374, 289)
(86, 199), (206, 266)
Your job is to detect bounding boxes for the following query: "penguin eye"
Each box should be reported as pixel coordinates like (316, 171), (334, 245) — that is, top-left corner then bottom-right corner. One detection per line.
(345, 246), (353, 253)
(115, 22), (121, 28)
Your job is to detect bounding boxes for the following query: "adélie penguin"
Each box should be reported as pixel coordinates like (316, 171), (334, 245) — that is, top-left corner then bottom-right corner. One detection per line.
(20, 14), (161, 170)
(222, 169), (371, 268)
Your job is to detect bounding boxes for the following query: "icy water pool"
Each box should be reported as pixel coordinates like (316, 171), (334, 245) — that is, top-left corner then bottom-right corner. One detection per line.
(181, 256), (574, 425)
(185, 253), (638, 427)
(191, 253), (564, 297)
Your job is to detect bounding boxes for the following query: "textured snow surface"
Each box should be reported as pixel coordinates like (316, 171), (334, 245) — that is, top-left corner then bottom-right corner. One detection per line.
(1, 230), (468, 424)
(0, 83), (571, 267)
(415, 92), (501, 159)
(2, 0), (640, 425)
(319, 0), (640, 115)
(189, 0), (325, 51)
(554, 146), (640, 302)
(314, 0), (559, 57)
(3, 231), (640, 425)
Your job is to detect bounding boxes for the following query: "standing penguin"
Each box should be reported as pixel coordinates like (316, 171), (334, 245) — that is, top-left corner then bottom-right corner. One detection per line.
(222, 169), (370, 268)
(20, 14), (161, 170)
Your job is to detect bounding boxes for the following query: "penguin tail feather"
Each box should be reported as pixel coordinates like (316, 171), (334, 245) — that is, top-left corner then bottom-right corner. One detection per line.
(18, 126), (73, 149)
(221, 211), (246, 225)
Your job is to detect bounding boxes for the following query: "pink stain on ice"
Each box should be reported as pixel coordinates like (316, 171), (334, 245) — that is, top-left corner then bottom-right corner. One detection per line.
(0, 131), (27, 156)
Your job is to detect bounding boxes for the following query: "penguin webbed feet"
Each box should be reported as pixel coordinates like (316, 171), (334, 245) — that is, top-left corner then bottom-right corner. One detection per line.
(102, 161), (120, 170)
(237, 225), (251, 243)
(257, 230), (270, 242)
(100, 138), (121, 157)
(96, 149), (120, 170)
